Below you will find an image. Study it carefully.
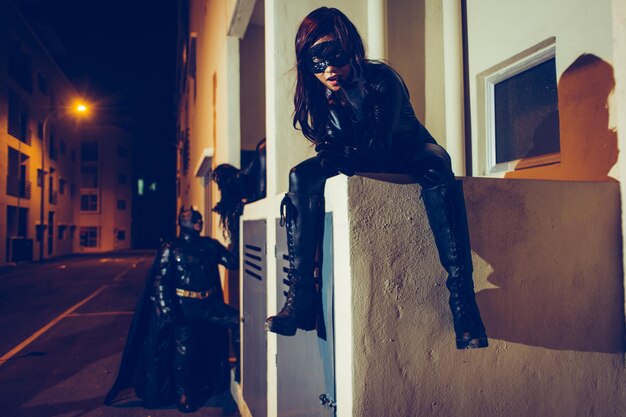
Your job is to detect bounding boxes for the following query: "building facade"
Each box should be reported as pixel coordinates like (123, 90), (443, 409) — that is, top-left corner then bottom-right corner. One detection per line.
(0, 2), (134, 265)
(0, 1), (83, 265)
(176, 1), (626, 416)
(77, 125), (133, 253)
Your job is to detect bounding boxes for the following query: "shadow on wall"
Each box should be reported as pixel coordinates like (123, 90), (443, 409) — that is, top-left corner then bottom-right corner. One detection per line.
(464, 178), (624, 353)
(506, 54), (618, 181)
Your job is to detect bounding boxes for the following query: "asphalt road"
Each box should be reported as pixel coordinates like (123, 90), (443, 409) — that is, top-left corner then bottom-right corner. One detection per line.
(0, 251), (239, 417)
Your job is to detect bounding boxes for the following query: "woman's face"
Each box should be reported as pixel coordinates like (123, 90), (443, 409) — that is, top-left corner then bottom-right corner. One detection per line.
(307, 36), (352, 92)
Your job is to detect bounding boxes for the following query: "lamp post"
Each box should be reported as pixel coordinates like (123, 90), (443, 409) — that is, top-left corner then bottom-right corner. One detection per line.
(39, 103), (88, 262)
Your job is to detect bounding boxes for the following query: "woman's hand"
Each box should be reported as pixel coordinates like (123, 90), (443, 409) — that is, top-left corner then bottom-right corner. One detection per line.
(315, 141), (357, 176)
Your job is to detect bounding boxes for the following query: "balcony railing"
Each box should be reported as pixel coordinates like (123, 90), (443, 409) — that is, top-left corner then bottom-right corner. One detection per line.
(49, 190), (58, 205)
(7, 122), (32, 145)
(6, 175), (32, 199)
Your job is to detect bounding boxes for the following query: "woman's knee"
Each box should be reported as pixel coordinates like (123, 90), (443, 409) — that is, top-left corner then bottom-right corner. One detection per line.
(288, 158), (328, 195)
(411, 143), (455, 188)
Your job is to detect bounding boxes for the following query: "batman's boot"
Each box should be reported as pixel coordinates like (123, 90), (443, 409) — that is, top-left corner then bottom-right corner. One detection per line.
(421, 180), (489, 349)
(173, 330), (198, 413)
(265, 192), (323, 336)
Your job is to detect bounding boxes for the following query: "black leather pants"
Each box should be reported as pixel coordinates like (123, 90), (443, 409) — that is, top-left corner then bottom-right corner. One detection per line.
(289, 142), (455, 195)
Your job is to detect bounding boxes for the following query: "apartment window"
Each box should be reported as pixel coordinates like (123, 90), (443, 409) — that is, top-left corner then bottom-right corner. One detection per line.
(7, 90), (31, 144)
(181, 136), (190, 175)
(116, 230), (126, 241)
(7, 147), (31, 199)
(37, 122), (43, 139)
(37, 169), (44, 187)
(117, 199), (126, 210)
(80, 193), (98, 211)
(58, 225), (67, 240)
(81, 141), (99, 161)
(80, 165), (98, 188)
(59, 179), (66, 195)
(117, 173), (127, 184)
(8, 39), (33, 93)
(481, 39), (560, 174)
(80, 227), (98, 248)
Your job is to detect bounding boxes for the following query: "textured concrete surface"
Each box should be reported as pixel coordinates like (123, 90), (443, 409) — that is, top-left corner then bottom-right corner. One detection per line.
(348, 176), (625, 417)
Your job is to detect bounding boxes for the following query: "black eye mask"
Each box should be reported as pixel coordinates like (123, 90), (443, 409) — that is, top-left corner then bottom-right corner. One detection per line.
(305, 41), (350, 74)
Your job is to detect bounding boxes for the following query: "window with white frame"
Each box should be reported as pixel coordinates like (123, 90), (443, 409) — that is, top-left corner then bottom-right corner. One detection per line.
(482, 39), (560, 174)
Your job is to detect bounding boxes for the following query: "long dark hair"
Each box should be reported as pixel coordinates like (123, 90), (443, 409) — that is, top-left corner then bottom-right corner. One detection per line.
(293, 7), (366, 143)
(211, 164), (243, 242)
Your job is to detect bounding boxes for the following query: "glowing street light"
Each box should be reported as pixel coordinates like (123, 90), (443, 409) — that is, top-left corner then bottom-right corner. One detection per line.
(39, 100), (90, 261)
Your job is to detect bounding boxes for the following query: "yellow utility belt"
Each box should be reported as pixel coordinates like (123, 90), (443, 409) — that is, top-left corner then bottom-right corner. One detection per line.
(175, 288), (214, 299)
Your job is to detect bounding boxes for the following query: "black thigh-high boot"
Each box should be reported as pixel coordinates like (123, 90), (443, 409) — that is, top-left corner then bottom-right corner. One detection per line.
(265, 192), (324, 336)
(421, 180), (488, 349)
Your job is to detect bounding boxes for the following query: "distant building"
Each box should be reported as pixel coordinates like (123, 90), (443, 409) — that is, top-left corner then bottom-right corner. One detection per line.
(0, 1), (133, 264)
(0, 1), (84, 264)
(77, 125), (133, 253)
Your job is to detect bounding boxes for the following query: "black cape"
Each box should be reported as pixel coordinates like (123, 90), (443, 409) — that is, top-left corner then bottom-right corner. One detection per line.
(104, 252), (230, 408)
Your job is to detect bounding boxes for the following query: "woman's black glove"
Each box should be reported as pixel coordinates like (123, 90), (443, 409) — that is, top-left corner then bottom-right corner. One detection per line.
(315, 141), (357, 176)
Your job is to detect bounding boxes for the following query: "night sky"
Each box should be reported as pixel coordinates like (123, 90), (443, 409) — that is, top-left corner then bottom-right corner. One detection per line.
(16, 0), (179, 246)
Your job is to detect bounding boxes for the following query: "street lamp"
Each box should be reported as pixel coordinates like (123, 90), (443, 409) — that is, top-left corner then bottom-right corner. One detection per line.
(39, 102), (89, 262)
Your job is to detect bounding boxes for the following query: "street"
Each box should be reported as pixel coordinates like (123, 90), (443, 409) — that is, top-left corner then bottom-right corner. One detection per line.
(0, 251), (239, 417)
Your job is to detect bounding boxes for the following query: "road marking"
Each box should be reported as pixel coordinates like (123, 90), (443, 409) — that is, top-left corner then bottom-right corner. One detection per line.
(0, 259), (144, 366)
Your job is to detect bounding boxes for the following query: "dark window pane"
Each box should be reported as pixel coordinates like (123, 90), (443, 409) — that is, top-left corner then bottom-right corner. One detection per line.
(494, 58), (560, 163)
(81, 165), (98, 187)
(81, 141), (98, 161)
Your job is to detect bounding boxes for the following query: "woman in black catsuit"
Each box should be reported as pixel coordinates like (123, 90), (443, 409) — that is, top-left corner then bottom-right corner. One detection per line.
(265, 7), (488, 349)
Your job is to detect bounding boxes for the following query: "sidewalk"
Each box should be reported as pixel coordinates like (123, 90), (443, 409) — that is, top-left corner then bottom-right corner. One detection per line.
(0, 248), (157, 277)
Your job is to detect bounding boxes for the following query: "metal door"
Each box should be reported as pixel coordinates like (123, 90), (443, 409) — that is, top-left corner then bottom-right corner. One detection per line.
(276, 214), (335, 417)
(242, 220), (267, 417)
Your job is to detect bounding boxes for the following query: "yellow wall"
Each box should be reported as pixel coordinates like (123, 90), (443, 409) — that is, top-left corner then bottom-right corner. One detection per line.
(240, 23), (266, 151)
(180, 0), (241, 241)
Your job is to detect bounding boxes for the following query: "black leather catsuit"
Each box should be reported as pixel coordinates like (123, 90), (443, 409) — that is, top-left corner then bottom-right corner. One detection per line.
(154, 229), (240, 400)
(290, 61), (454, 196)
(268, 59), (487, 349)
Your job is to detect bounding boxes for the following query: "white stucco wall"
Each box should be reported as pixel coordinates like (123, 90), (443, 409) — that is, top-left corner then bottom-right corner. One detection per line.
(465, 0), (617, 180)
(348, 176), (625, 417)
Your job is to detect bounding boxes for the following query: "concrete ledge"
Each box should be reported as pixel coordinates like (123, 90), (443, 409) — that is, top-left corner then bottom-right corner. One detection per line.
(347, 176), (624, 417)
